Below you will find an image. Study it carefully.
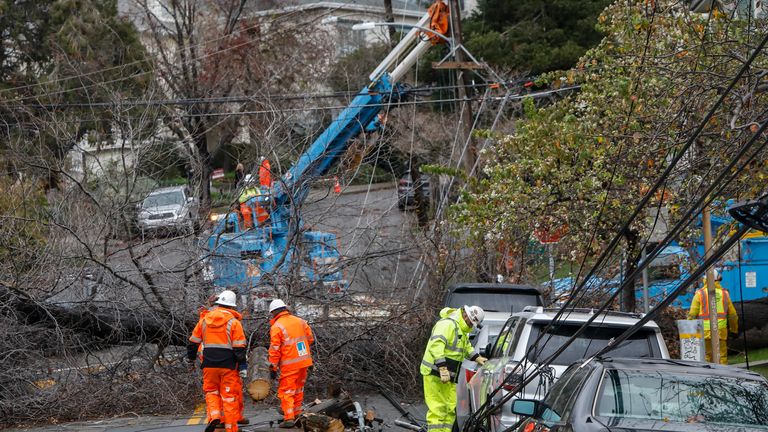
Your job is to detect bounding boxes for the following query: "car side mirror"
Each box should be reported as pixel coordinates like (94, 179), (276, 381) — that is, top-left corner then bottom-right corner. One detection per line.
(510, 399), (539, 417)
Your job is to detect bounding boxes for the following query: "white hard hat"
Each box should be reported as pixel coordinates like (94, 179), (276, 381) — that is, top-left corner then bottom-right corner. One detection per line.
(269, 298), (287, 313)
(215, 290), (238, 307)
(463, 305), (485, 328)
(704, 268), (722, 283)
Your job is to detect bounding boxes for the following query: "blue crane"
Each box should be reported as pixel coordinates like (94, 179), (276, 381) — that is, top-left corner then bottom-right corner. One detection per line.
(203, 6), (448, 308)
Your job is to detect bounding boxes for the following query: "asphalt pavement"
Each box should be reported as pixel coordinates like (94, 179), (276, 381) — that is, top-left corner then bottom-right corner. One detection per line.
(6, 392), (427, 432)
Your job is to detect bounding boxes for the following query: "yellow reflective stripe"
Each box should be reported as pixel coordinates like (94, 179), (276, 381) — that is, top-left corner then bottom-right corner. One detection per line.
(421, 359), (439, 370)
(281, 354), (311, 366)
(232, 339), (246, 347)
(437, 318), (460, 350)
(427, 424), (452, 429)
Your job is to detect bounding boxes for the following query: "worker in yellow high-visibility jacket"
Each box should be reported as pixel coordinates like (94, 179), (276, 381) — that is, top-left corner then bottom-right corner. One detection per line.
(420, 306), (486, 432)
(687, 269), (739, 364)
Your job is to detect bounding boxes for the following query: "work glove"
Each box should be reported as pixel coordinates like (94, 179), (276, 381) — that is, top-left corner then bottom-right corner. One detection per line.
(438, 366), (451, 383)
(475, 356), (488, 366)
(239, 369), (248, 380)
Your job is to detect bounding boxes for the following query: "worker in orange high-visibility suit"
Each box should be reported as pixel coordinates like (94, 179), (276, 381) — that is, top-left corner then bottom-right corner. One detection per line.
(196, 294), (249, 428)
(188, 290), (248, 432)
(268, 299), (314, 428)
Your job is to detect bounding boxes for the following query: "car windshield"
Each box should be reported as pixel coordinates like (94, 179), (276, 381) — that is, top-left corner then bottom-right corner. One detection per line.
(143, 191), (184, 208)
(526, 324), (656, 364)
(446, 290), (541, 313)
(596, 369), (768, 428)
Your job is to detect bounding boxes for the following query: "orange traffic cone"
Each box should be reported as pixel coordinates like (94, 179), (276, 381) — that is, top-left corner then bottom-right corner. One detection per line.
(333, 177), (341, 194)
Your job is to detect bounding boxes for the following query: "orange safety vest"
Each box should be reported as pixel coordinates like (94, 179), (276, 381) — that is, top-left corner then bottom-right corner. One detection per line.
(189, 307), (247, 369)
(269, 311), (314, 371)
(694, 286), (730, 334)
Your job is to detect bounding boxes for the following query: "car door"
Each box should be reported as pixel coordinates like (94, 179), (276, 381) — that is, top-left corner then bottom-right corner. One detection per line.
(469, 317), (526, 425)
(486, 318), (528, 432)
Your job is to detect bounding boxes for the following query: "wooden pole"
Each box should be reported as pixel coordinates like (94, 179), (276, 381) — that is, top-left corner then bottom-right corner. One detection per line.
(447, 0), (477, 174)
(703, 206), (720, 363)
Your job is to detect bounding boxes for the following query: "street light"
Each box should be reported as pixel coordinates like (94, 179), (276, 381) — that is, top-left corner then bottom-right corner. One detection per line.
(351, 21), (453, 45)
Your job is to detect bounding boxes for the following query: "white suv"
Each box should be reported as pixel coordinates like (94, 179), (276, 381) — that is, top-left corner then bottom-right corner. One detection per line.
(456, 306), (669, 432)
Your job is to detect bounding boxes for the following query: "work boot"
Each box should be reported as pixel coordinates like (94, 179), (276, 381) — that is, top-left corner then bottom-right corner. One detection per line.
(279, 419), (296, 428)
(204, 419), (221, 432)
(237, 418), (250, 425)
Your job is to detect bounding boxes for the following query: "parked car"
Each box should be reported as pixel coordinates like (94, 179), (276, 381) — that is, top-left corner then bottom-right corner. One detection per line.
(448, 283), (545, 428)
(137, 186), (199, 236)
(457, 307), (669, 432)
(397, 171), (430, 209)
(511, 357), (768, 432)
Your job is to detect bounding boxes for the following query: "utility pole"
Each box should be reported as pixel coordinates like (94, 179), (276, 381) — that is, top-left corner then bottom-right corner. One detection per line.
(447, 0), (478, 174)
(702, 206), (720, 363)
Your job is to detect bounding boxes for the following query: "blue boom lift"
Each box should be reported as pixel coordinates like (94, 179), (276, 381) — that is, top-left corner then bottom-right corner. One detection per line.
(203, 5), (448, 308)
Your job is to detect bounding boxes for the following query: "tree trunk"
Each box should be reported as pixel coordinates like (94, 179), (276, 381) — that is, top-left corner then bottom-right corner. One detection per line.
(5, 288), (194, 347)
(383, 0), (397, 48)
(622, 229), (638, 312)
(195, 131), (212, 213)
(411, 163), (429, 228)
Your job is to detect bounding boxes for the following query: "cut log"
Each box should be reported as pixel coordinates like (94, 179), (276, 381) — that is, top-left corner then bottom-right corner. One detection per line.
(302, 413), (345, 432)
(246, 346), (273, 401)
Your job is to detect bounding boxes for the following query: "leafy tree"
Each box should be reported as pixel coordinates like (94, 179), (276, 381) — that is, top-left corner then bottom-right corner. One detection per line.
(453, 1), (768, 300)
(0, 0), (152, 188)
(463, 0), (612, 75)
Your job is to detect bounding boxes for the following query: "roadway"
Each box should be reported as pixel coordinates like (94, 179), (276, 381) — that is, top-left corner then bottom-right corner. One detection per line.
(6, 393), (427, 432)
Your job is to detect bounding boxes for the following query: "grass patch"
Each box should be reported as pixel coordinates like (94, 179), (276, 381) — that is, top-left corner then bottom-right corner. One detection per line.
(729, 346), (768, 365)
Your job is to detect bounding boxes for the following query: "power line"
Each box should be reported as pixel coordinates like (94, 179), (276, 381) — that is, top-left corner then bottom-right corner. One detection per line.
(1, 78), (562, 111)
(0, 86), (580, 127)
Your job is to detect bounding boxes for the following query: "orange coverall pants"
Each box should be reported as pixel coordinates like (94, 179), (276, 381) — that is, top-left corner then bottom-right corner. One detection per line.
(203, 368), (241, 432)
(278, 368), (308, 420)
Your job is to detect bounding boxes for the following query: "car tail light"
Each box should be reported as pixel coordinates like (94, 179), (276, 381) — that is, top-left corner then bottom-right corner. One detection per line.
(522, 422), (549, 432)
(465, 368), (476, 382)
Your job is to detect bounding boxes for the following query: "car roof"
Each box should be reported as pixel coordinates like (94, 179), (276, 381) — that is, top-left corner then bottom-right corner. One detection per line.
(148, 186), (186, 195)
(592, 357), (767, 380)
(448, 283), (543, 296)
(513, 307), (659, 328)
